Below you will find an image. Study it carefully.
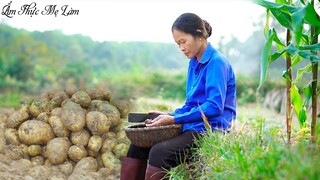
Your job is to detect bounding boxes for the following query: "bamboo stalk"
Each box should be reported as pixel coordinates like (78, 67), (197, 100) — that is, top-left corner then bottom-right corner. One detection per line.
(310, 0), (319, 143)
(286, 28), (292, 143)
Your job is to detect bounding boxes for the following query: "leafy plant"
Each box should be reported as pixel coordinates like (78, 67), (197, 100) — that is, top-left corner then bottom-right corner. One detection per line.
(255, 0), (320, 142)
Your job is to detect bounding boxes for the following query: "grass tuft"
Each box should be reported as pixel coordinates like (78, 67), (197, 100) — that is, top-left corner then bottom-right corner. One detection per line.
(168, 115), (320, 180)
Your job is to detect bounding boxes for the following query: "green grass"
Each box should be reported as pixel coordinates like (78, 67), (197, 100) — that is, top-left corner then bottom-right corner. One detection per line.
(0, 93), (21, 108)
(167, 116), (320, 180)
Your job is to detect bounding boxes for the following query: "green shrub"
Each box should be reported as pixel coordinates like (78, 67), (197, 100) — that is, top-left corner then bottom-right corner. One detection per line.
(0, 92), (21, 108)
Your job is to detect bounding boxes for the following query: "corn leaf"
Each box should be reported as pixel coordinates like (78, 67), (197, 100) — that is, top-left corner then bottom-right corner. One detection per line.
(301, 33), (310, 45)
(258, 30), (275, 90)
(291, 84), (307, 128)
(272, 28), (286, 47)
(291, 53), (303, 67)
(294, 63), (311, 82)
(303, 83), (312, 106)
(270, 9), (293, 30)
(298, 108), (307, 128)
(264, 10), (270, 38)
(292, 6), (306, 45)
(299, 43), (320, 51)
(299, 0), (306, 5)
(255, 0), (299, 13)
(276, 0), (289, 5)
(298, 51), (320, 62)
(304, 2), (320, 27)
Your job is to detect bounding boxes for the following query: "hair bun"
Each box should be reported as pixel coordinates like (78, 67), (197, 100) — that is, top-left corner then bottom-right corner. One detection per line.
(203, 20), (212, 38)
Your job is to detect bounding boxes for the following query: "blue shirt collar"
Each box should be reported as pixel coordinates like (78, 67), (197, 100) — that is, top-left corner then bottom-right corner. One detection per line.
(191, 42), (215, 66)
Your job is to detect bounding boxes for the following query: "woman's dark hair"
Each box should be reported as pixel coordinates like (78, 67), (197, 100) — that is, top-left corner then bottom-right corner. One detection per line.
(172, 13), (212, 39)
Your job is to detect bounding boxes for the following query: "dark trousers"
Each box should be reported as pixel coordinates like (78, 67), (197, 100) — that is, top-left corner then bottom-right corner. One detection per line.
(127, 130), (201, 170)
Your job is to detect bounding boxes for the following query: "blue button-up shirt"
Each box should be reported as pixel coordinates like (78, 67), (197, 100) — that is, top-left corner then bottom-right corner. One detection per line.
(171, 43), (236, 132)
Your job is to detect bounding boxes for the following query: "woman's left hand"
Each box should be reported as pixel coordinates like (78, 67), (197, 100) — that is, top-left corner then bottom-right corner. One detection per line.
(145, 114), (175, 127)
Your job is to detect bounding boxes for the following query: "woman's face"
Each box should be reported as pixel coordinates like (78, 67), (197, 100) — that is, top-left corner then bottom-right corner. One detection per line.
(172, 29), (202, 59)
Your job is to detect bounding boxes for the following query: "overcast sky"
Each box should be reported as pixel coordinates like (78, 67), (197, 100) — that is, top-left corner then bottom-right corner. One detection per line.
(0, 0), (265, 44)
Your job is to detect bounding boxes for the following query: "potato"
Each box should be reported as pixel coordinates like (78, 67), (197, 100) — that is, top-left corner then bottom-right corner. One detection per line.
(86, 88), (111, 101)
(116, 131), (130, 144)
(6, 111), (29, 128)
(87, 100), (103, 111)
(98, 167), (112, 177)
(87, 149), (99, 158)
(88, 135), (103, 153)
(18, 95), (33, 113)
(68, 144), (87, 162)
(41, 146), (47, 158)
(98, 102), (121, 126)
(5, 128), (21, 145)
(20, 94), (33, 106)
(48, 90), (69, 110)
(112, 143), (128, 159)
(29, 98), (49, 118)
(61, 100), (86, 132)
(20, 144), (30, 159)
(65, 85), (77, 98)
(51, 107), (62, 117)
(58, 160), (74, 176)
(18, 120), (54, 145)
(72, 157), (98, 174)
(71, 90), (91, 108)
(43, 90), (56, 100)
(101, 151), (120, 171)
(0, 113), (8, 124)
(31, 155), (45, 166)
(86, 111), (111, 135)
(28, 144), (42, 157)
(101, 137), (117, 153)
(110, 98), (133, 118)
(18, 105), (29, 113)
(110, 121), (125, 133)
(36, 112), (50, 123)
(95, 154), (104, 169)
(46, 137), (71, 165)
(70, 129), (90, 146)
(44, 159), (52, 166)
(101, 132), (117, 141)
(48, 116), (70, 137)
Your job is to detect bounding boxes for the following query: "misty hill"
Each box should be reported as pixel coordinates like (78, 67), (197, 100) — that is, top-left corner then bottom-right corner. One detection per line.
(0, 24), (188, 74)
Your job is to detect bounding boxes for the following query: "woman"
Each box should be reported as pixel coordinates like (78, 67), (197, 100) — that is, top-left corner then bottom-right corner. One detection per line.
(120, 12), (236, 180)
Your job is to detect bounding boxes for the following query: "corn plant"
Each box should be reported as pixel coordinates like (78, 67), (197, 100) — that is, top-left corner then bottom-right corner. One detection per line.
(255, 0), (320, 143)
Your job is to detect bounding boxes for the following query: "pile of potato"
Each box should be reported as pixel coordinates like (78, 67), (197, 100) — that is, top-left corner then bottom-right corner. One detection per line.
(2, 88), (133, 179)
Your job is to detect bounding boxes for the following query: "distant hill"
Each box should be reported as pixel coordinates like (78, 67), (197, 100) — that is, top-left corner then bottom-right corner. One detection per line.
(0, 24), (188, 92)
(1, 24), (188, 71)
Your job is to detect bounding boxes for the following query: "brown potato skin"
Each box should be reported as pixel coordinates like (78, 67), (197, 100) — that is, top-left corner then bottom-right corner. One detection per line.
(46, 137), (71, 165)
(18, 120), (54, 145)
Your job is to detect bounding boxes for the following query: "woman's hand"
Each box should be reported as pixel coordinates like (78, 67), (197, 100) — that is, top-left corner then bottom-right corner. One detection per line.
(145, 114), (175, 127)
